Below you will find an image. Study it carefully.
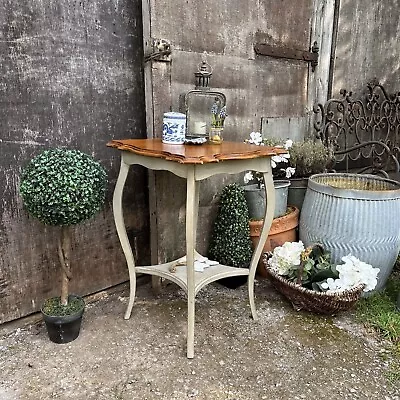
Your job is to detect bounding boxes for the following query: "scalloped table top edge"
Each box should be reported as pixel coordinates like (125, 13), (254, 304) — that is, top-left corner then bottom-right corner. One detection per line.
(107, 139), (286, 164)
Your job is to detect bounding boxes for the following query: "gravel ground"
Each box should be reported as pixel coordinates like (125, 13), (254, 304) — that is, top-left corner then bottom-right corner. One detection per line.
(0, 278), (399, 400)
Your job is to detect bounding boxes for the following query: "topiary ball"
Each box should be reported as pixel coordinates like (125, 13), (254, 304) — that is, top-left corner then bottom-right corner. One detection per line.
(20, 149), (107, 226)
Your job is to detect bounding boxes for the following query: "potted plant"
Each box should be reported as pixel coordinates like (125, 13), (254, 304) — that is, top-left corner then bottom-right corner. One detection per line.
(19, 148), (107, 343)
(208, 99), (227, 144)
(287, 139), (334, 210)
(243, 132), (295, 220)
(208, 183), (253, 288)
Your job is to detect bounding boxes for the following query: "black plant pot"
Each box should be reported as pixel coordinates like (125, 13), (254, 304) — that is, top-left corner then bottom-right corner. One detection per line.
(41, 295), (85, 344)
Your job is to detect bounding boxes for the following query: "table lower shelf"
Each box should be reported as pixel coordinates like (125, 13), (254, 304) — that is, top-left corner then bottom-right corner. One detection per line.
(136, 260), (249, 296)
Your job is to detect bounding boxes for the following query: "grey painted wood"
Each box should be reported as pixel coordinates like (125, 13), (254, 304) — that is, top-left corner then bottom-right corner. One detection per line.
(307, 0), (335, 117)
(261, 116), (308, 142)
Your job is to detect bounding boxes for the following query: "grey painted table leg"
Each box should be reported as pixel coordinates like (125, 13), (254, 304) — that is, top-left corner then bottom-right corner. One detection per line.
(112, 160), (137, 320)
(248, 168), (275, 321)
(186, 166), (197, 359)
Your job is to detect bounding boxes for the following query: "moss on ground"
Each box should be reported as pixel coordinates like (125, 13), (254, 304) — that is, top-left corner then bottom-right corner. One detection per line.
(356, 262), (400, 383)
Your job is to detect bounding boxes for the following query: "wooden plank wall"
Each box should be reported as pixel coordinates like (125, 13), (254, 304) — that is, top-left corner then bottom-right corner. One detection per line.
(0, 0), (149, 323)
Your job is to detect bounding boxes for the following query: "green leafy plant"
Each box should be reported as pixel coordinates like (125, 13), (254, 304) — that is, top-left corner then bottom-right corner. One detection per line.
(20, 149), (107, 312)
(296, 244), (337, 289)
(356, 266), (400, 383)
(208, 183), (253, 268)
(289, 139), (335, 178)
(244, 132), (294, 184)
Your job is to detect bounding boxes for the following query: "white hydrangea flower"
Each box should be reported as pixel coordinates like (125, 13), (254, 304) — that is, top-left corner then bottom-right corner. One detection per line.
(339, 255), (379, 292)
(268, 241), (304, 276)
(248, 131), (263, 145)
(284, 139), (293, 149)
(321, 254), (380, 293)
(243, 171), (254, 184)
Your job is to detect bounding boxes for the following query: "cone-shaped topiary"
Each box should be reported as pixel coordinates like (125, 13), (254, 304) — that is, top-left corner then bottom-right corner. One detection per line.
(20, 148), (107, 310)
(208, 183), (253, 268)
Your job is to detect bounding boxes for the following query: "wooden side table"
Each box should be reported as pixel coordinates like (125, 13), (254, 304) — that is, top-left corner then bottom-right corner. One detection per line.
(107, 139), (285, 358)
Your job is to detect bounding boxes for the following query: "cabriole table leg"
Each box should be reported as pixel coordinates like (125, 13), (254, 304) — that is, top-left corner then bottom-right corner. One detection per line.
(248, 170), (275, 320)
(112, 159), (137, 320)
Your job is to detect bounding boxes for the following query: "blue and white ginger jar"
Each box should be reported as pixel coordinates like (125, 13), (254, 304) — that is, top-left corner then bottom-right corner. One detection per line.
(162, 112), (186, 144)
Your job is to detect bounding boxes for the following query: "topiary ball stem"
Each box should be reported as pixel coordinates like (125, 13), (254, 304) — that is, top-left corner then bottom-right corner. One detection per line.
(58, 226), (72, 306)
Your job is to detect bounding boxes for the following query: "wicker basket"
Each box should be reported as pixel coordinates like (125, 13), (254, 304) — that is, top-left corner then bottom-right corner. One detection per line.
(262, 255), (364, 314)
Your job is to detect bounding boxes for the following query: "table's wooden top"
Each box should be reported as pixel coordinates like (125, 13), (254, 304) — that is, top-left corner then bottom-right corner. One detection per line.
(107, 139), (286, 164)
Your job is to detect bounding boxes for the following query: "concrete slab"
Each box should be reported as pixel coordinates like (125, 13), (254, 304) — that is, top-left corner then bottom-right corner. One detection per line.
(0, 278), (399, 400)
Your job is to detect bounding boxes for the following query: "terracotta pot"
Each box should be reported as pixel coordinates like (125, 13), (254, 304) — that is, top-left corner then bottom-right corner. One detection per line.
(249, 206), (300, 278)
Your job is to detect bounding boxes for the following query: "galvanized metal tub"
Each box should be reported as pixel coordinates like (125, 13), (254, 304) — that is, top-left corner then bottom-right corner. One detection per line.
(299, 173), (400, 292)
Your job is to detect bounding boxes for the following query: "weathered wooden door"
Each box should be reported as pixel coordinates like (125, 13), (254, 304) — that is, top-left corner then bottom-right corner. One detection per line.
(330, 0), (400, 96)
(0, 0), (148, 323)
(142, 0), (336, 263)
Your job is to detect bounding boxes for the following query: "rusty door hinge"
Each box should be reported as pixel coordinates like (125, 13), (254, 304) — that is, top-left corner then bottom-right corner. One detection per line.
(254, 41), (319, 71)
(144, 38), (172, 63)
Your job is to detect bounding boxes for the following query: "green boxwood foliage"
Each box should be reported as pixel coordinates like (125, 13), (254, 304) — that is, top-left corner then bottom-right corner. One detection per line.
(20, 149), (107, 226)
(42, 295), (85, 316)
(208, 183), (253, 268)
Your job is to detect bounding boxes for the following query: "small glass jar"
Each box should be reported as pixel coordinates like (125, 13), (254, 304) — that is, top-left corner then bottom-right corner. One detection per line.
(208, 127), (224, 144)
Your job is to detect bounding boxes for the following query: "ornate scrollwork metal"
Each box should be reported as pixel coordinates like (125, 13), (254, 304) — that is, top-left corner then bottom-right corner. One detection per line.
(314, 81), (400, 177)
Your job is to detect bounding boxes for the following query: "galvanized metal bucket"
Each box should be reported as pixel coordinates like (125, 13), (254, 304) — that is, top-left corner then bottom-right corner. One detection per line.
(287, 177), (308, 212)
(299, 173), (400, 292)
(243, 180), (290, 220)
